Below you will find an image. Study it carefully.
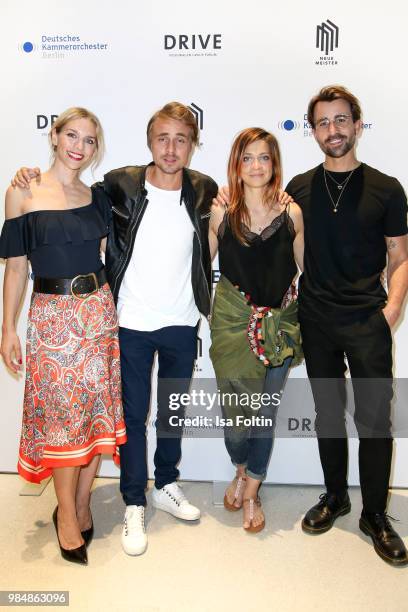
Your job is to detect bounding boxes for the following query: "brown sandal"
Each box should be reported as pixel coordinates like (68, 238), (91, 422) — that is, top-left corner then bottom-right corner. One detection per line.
(243, 497), (265, 533)
(223, 476), (247, 511)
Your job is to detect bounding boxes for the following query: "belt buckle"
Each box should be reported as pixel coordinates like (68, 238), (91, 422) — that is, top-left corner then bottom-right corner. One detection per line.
(70, 272), (99, 299)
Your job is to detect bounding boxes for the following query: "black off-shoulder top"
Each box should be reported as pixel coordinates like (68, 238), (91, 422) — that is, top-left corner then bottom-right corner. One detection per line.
(0, 186), (112, 278)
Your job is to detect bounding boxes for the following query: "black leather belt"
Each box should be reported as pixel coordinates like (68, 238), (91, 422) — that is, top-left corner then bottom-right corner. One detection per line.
(33, 268), (107, 298)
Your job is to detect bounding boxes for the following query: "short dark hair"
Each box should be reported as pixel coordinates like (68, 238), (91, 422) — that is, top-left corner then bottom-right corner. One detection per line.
(307, 85), (362, 129)
(146, 102), (199, 148)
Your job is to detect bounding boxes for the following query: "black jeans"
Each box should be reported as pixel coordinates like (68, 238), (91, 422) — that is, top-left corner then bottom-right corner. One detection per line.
(119, 325), (198, 507)
(300, 310), (393, 514)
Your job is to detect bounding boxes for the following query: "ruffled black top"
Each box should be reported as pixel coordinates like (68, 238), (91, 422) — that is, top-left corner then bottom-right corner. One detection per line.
(0, 186), (112, 278)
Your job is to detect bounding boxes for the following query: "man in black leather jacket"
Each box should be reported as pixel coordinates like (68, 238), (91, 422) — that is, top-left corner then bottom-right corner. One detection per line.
(95, 102), (217, 556)
(100, 162), (214, 314)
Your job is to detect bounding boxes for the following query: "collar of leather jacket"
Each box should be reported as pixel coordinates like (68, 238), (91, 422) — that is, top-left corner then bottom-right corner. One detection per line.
(103, 162), (216, 215)
(143, 162), (197, 209)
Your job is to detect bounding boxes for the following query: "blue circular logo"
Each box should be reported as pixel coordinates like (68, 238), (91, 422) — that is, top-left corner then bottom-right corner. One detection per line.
(283, 120), (295, 131)
(23, 41), (34, 53)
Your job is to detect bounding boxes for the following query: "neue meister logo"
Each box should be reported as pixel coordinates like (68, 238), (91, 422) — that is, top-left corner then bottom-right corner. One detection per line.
(316, 19), (339, 56)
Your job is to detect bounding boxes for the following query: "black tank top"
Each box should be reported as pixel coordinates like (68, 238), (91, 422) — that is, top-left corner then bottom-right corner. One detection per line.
(218, 208), (297, 308)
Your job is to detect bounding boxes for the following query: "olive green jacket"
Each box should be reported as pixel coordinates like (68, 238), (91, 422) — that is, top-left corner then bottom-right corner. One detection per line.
(210, 275), (303, 382)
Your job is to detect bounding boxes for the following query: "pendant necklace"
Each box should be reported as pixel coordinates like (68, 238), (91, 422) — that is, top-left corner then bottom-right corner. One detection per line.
(323, 167), (356, 213)
(247, 203), (279, 233)
(325, 169), (354, 190)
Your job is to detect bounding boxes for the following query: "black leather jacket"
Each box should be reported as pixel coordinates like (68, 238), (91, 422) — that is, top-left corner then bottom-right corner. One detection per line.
(94, 164), (218, 316)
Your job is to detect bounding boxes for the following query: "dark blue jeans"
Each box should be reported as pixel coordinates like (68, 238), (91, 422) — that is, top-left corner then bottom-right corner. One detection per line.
(224, 357), (292, 480)
(119, 325), (198, 507)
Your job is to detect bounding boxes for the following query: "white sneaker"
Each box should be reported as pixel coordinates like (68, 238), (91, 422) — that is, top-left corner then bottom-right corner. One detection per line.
(152, 482), (201, 521)
(121, 505), (147, 556)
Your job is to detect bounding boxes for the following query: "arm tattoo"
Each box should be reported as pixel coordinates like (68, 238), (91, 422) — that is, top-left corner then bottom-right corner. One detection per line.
(387, 238), (397, 251)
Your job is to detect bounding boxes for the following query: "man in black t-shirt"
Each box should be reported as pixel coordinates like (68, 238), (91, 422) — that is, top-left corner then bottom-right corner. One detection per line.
(286, 85), (408, 566)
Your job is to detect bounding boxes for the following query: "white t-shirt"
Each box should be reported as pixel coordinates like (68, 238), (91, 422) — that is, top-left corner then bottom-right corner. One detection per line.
(117, 180), (200, 331)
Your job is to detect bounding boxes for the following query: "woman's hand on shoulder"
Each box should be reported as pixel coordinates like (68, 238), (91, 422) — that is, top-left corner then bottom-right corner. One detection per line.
(212, 185), (230, 208)
(11, 167), (41, 190)
(278, 189), (294, 206)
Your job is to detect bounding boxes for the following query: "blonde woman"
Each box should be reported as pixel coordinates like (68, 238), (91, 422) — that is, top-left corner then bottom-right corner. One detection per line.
(0, 108), (126, 564)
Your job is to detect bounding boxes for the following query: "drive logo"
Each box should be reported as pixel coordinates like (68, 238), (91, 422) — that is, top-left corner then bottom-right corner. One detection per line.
(288, 417), (314, 435)
(189, 103), (204, 130)
(164, 33), (222, 57)
(36, 114), (58, 130)
(315, 19), (339, 65)
(278, 120), (300, 131)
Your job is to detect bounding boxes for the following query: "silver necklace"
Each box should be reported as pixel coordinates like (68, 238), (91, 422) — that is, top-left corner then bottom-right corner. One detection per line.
(325, 169), (353, 190)
(323, 168), (356, 213)
(246, 204), (280, 233)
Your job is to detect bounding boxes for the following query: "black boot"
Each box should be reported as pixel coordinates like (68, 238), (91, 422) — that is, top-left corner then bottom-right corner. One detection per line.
(302, 492), (351, 534)
(359, 512), (408, 566)
(53, 507), (88, 565)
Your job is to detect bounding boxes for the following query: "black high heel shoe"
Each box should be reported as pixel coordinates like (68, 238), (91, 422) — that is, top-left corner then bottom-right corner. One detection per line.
(52, 507), (88, 565)
(81, 512), (94, 546)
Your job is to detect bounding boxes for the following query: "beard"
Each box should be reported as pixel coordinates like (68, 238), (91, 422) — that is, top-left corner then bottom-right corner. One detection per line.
(319, 131), (356, 158)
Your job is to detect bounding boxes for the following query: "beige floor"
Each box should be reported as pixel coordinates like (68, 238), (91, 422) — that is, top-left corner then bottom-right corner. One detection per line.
(0, 475), (407, 612)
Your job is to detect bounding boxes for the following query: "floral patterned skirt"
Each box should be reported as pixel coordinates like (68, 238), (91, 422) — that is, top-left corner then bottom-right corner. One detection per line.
(18, 283), (126, 483)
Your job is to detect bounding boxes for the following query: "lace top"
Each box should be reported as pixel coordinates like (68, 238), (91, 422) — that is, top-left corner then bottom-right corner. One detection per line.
(0, 186), (112, 278)
(217, 208), (297, 308)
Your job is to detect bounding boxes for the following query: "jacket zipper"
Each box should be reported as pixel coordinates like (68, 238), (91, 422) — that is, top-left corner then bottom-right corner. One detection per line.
(111, 195), (148, 297)
(111, 206), (129, 220)
(184, 196), (211, 305)
(195, 227), (211, 303)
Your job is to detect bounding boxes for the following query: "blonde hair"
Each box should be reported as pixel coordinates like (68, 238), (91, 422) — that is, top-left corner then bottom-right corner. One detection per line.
(49, 107), (105, 171)
(146, 102), (199, 148)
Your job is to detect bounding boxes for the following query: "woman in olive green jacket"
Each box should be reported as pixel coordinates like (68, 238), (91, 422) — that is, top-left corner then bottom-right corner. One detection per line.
(209, 128), (304, 532)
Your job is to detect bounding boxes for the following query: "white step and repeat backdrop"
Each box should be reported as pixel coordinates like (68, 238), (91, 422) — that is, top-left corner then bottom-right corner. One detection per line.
(1, 0), (407, 486)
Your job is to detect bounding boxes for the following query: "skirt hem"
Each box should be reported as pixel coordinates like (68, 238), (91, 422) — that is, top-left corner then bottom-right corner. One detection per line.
(17, 425), (127, 484)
